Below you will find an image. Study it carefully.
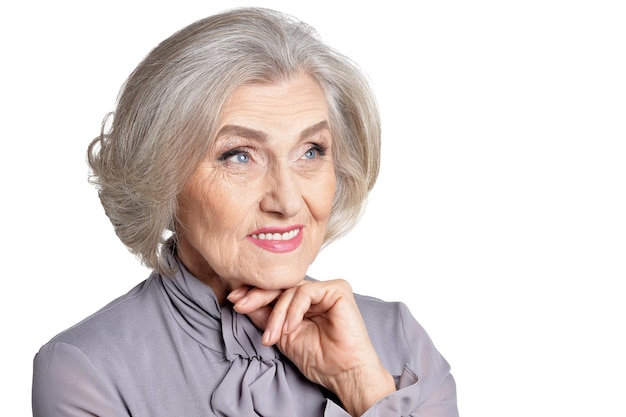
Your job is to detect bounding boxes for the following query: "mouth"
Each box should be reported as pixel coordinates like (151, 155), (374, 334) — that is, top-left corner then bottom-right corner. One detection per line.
(248, 226), (303, 253)
(251, 228), (300, 241)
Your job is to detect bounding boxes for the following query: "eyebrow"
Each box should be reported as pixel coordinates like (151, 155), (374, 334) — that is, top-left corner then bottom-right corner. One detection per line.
(298, 121), (330, 140)
(215, 125), (268, 141)
(215, 120), (329, 142)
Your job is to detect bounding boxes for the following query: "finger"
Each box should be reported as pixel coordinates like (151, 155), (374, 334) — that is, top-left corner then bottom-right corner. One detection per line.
(284, 280), (358, 334)
(262, 287), (298, 345)
(282, 285), (316, 334)
(230, 287), (282, 314)
(291, 279), (352, 313)
(226, 285), (253, 303)
(244, 304), (273, 332)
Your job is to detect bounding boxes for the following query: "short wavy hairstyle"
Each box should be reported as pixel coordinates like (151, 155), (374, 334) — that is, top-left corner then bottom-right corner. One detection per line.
(88, 7), (381, 274)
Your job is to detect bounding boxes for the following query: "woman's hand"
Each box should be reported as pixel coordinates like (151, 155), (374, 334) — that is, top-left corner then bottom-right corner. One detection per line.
(227, 280), (396, 416)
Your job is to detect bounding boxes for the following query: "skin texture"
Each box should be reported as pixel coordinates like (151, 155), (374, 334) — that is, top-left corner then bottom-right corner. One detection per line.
(176, 74), (395, 416)
(176, 74), (336, 302)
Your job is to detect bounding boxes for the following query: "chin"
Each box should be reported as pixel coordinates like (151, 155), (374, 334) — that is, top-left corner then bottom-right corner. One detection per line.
(249, 266), (309, 290)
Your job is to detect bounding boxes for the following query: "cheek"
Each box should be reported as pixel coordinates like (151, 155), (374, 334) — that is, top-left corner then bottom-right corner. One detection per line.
(309, 169), (337, 220)
(182, 186), (247, 238)
(178, 179), (219, 236)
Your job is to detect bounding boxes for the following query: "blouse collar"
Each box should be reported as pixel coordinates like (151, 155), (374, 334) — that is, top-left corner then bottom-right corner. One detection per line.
(160, 247), (279, 361)
(158, 243), (331, 416)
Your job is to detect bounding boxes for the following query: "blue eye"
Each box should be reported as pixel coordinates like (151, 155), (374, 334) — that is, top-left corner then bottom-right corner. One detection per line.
(232, 153), (249, 163)
(218, 149), (250, 163)
(303, 145), (327, 160)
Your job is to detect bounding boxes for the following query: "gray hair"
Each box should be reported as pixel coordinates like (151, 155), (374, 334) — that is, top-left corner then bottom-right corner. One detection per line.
(88, 7), (381, 273)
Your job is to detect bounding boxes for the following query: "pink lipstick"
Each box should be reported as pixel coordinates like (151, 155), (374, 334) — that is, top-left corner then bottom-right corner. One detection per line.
(247, 225), (303, 253)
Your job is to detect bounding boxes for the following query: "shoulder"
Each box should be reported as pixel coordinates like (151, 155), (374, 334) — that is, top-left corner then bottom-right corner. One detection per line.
(32, 340), (127, 416)
(354, 293), (450, 377)
(41, 272), (162, 356)
(354, 292), (422, 340)
(33, 273), (164, 416)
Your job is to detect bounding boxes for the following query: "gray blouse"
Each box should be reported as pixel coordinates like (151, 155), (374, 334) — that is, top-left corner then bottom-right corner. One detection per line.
(32, 254), (458, 416)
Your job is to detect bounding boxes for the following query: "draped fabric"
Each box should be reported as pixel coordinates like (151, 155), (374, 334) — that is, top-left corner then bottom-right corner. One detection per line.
(33, 246), (458, 416)
(162, 252), (329, 417)
(211, 307), (327, 416)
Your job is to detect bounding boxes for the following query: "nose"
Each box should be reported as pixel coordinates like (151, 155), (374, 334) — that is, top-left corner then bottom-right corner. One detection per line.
(260, 162), (303, 218)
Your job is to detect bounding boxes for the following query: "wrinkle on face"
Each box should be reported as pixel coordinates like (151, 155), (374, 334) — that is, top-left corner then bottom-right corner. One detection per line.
(175, 73), (336, 303)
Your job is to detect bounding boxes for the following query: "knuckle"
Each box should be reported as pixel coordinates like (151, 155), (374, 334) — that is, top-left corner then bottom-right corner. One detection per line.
(330, 278), (352, 293)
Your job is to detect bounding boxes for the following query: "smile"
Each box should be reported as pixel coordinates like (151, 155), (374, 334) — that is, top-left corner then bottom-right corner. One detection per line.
(251, 228), (300, 241)
(248, 226), (303, 253)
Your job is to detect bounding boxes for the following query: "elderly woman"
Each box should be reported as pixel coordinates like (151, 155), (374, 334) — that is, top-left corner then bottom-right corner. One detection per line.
(32, 7), (458, 417)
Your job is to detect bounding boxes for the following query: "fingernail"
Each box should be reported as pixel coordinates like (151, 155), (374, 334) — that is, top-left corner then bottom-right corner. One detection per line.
(262, 329), (272, 345)
(231, 297), (248, 312)
(227, 287), (244, 301)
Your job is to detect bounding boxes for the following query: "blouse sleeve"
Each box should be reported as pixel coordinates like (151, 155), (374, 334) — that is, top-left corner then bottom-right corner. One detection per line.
(32, 342), (127, 417)
(323, 302), (459, 417)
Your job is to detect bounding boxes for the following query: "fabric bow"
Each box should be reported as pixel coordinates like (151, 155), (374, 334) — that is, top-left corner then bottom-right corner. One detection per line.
(210, 306), (328, 417)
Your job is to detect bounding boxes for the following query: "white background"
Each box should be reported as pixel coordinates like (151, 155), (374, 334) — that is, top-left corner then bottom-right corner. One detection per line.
(2, 1), (625, 415)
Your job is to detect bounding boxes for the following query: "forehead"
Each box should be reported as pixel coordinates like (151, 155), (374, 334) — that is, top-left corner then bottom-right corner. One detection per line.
(218, 74), (329, 131)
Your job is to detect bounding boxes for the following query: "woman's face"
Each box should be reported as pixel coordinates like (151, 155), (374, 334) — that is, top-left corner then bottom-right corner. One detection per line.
(176, 74), (336, 302)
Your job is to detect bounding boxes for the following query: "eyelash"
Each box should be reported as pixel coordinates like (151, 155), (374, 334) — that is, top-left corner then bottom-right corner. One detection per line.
(217, 148), (249, 162)
(304, 144), (328, 159)
(216, 143), (329, 163)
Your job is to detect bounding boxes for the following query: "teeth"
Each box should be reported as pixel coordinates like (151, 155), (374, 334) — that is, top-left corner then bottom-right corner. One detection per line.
(252, 228), (300, 241)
